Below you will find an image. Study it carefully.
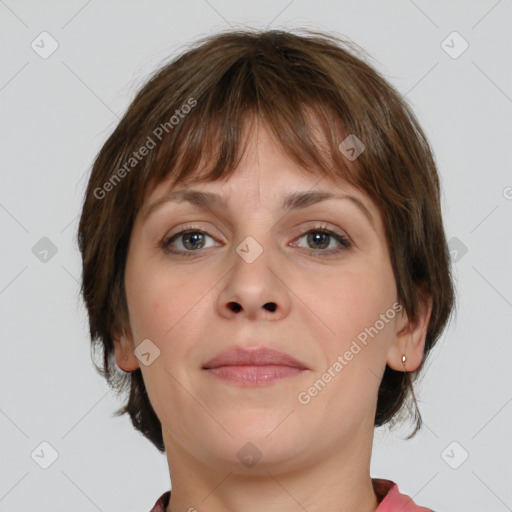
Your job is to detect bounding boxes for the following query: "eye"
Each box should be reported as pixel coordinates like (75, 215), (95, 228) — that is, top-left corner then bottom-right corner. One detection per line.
(160, 223), (351, 257)
(160, 227), (218, 256)
(291, 225), (351, 256)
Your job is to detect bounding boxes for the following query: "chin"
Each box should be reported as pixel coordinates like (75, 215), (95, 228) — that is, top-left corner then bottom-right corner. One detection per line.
(196, 427), (307, 473)
(206, 443), (304, 475)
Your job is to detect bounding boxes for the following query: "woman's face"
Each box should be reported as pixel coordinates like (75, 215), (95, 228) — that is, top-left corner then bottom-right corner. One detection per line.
(116, 123), (414, 474)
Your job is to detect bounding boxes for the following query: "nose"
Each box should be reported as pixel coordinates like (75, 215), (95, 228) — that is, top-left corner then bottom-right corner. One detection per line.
(215, 240), (291, 321)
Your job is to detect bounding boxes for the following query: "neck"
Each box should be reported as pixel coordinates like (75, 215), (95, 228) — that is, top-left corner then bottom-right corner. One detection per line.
(164, 422), (380, 512)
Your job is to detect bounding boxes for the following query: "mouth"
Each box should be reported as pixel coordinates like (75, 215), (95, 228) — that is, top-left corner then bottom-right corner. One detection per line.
(202, 346), (309, 386)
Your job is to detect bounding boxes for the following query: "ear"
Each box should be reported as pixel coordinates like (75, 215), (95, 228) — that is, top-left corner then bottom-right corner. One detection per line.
(386, 293), (433, 372)
(112, 324), (140, 372)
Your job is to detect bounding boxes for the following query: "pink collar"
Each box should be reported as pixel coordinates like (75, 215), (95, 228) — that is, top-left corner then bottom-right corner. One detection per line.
(150, 478), (435, 512)
(373, 478), (435, 511)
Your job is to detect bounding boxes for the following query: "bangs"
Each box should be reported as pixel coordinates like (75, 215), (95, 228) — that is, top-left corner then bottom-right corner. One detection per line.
(132, 46), (367, 212)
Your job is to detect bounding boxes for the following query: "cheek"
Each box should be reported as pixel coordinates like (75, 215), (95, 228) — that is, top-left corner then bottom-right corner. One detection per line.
(125, 259), (213, 345)
(308, 263), (395, 340)
(305, 263), (397, 404)
(291, 267), (396, 442)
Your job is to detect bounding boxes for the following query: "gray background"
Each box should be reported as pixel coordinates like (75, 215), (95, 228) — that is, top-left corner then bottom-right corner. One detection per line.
(1, 1), (511, 511)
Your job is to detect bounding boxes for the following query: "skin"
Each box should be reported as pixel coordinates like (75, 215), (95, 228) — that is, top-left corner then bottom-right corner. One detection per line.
(113, 120), (432, 512)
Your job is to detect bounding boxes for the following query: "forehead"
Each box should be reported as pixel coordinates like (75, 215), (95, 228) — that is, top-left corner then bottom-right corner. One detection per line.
(145, 122), (360, 205)
(141, 141), (378, 234)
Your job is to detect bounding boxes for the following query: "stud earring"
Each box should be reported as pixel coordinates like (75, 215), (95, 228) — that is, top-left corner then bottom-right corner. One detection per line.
(401, 354), (407, 371)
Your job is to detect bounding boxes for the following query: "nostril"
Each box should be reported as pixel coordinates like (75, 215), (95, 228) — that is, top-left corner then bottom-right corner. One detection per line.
(229, 302), (242, 312)
(264, 302), (277, 312)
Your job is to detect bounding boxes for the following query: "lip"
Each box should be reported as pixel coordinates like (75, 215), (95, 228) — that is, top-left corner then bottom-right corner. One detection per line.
(202, 346), (309, 370)
(202, 346), (309, 386)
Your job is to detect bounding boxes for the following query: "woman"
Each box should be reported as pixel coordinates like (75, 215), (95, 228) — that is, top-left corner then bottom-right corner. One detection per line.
(78, 28), (455, 512)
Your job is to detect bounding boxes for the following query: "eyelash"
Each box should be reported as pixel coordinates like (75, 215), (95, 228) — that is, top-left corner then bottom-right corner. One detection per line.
(159, 223), (352, 258)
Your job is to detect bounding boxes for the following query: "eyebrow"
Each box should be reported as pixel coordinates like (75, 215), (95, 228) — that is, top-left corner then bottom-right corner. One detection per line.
(143, 189), (375, 230)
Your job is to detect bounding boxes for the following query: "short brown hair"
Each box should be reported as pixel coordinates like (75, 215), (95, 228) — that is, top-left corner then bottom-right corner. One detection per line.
(77, 28), (455, 452)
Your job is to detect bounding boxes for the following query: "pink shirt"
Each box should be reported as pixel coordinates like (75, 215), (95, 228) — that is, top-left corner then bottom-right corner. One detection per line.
(149, 478), (434, 511)
(373, 478), (435, 511)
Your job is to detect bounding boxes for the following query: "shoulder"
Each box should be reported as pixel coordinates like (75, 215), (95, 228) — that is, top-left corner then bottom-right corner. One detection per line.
(373, 478), (435, 511)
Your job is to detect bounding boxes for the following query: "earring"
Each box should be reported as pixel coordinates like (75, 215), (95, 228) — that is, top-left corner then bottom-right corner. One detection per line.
(124, 354), (128, 361)
(401, 354), (407, 371)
